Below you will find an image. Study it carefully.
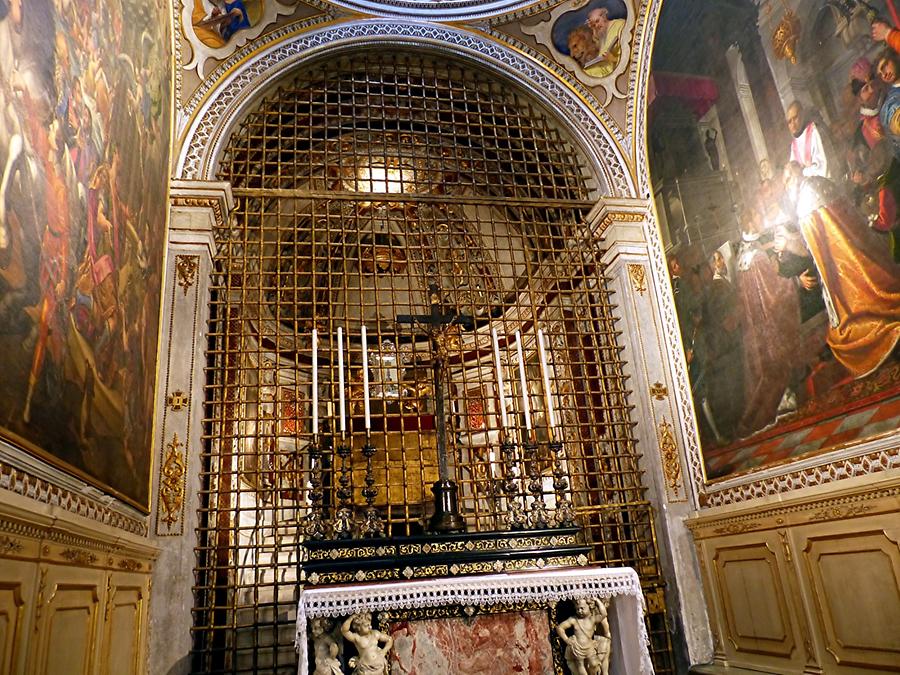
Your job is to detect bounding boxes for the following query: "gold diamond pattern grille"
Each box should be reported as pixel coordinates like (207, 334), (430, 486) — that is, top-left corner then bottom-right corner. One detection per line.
(194, 51), (674, 674)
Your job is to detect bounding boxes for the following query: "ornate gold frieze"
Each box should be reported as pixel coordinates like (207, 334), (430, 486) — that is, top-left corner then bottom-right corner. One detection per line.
(170, 196), (227, 229)
(60, 548), (99, 566)
(305, 554), (588, 586)
(627, 263), (647, 296)
(808, 504), (872, 522)
(711, 522), (757, 535)
(159, 434), (187, 528)
(658, 419), (684, 500)
(592, 211), (644, 240)
(0, 535), (23, 555)
(175, 255), (200, 295)
(117, 558), (143, 572)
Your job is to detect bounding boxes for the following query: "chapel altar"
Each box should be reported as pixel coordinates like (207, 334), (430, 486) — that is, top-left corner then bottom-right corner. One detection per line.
(296, 568), (654, 675)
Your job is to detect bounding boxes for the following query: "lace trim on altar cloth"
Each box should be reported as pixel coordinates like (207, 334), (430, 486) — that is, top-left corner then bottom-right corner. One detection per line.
(295, 566), (654, 675)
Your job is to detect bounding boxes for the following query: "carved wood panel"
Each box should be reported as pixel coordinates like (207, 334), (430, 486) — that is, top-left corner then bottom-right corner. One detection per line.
(711, 540), (800, 665)
(799, 522), (900, 672)
(32, 565), (104, 675)
(0, 560), (35, 674)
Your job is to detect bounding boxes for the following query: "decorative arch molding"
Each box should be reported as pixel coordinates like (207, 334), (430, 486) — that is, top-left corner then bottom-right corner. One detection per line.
(174, 19), (635, 197)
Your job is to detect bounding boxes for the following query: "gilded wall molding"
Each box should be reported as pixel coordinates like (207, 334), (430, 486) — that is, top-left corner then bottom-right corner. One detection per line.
(158, 434), (187, 531)
(657, 419), (685, 501)
(175, 255), (200, 295)
(627, 263), (648, 295)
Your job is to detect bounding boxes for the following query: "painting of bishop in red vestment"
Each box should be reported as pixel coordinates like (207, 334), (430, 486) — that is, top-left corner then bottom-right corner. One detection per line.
(649, 0), (900, 481)
(0, 0), (170, 510)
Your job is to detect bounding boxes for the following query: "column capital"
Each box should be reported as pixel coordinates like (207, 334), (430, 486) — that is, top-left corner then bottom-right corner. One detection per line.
(585, 197), (650, 239)
(168, 180), (233, 258)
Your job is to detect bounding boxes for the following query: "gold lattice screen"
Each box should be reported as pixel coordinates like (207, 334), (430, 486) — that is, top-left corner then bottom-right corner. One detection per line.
(192, 50), (674, 674)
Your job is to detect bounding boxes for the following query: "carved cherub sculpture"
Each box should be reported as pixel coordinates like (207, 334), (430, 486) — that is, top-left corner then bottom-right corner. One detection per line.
(341, 611), (393, 675)
(310, 616), (343, 675)
(556, 597), (612, 675)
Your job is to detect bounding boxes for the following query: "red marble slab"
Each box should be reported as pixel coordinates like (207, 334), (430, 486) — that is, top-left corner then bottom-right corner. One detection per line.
(389, 609), (555, 674)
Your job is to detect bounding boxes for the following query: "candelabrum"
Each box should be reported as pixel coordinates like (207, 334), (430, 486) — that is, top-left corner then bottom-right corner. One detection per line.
(500, 435), (527, 530)
(549, 439), (576, 527)
(332, 437), (354, 539)
(360, 432), (384, 537)
(304, 437), (327, 539)
(497, 433), (576, 531)
(523, 438), (552, 529)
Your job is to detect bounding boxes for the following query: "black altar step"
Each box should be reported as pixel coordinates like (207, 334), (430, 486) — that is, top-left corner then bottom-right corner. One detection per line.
(301, 527), (590, 585)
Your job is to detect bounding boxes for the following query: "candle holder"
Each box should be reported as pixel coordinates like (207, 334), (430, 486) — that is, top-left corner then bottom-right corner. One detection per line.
(360, 434), (384, 537)
(332, 438), (354, 539)
(304, 438), (327, 539)
(500, 437), (527, 530)
(523, 439), (551, 529)
(549, 439), (576, 527)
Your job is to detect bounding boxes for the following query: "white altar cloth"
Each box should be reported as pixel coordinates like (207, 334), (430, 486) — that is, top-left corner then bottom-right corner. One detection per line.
(296, 566), (654, 675)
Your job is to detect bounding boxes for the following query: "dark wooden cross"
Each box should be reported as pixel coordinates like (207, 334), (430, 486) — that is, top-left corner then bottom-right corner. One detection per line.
(396, 284), (474, 532)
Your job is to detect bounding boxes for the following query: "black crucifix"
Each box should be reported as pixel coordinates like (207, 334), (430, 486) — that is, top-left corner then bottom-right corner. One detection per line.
(396, 284), (474, 533)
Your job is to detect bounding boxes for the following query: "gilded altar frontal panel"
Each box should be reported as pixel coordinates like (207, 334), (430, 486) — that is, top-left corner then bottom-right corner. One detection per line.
(0, 0), (172, 510)
(649, 0), (900, 482)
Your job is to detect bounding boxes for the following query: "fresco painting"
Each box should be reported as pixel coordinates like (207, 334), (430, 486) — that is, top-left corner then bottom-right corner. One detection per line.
(521, 0), (633, 102)
(551, 0), (628, 79)
(649, 0), (900, 480)
(0, 0), (171, 509)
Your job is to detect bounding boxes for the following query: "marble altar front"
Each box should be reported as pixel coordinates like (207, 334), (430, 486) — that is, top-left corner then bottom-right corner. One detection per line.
(296, 566), (654, 675)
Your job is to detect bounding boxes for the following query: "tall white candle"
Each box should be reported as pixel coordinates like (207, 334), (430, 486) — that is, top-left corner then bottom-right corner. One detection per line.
(515, 330), (531, 431)
(337, 326), (346, 435)
(361, 325), (371, 430)
(312, 328), (318, 436)
(491, 328), (509, 430)
(537, 328), (556, 431)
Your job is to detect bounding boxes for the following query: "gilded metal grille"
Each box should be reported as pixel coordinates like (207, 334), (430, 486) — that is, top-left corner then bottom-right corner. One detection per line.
(193, 51), (674, 674)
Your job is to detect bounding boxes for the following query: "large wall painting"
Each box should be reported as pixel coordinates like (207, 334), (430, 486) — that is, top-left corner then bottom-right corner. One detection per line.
(648, 0), (900, 481)
(0, 0), (171, 510)
(522, 0), (634, 103)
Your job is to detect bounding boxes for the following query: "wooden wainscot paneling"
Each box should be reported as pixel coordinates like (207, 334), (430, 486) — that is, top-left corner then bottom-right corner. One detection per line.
(688, 475), (900, 674)
(32, 563), (105, 675)
(0, 558), (36, 674)
(0, 489), (157, 674)
(710, 537), (804, 671)
(798, 520), (900, 673)
(100, 572), (148, 675)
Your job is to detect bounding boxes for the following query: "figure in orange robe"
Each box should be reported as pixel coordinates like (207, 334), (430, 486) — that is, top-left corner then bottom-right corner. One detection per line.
(784, 162), (900, 378)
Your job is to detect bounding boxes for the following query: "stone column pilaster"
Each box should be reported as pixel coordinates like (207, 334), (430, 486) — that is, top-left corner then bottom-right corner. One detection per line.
(147, 180), (231, 675)
(587, 197), (714, 667)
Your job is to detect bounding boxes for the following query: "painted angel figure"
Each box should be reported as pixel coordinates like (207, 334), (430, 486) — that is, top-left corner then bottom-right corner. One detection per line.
(341, 612), (392, 675)
(556, 597), (612, 675)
